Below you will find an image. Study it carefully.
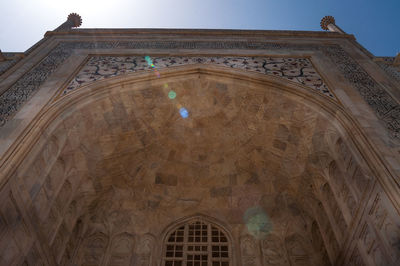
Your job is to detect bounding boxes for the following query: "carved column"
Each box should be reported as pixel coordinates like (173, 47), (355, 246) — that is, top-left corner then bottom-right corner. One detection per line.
(54, 13), (82, 31)
(320, 16), (345, 34)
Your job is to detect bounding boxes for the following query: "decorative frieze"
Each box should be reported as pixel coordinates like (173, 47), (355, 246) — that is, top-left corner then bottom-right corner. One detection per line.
(0, 40), (399, 141)
(240, 235), (261, 266)
(63, 56), (333, 98)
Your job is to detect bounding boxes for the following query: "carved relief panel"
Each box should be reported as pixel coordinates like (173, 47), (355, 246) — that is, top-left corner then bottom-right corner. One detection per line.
(107, 233), (135, 266)
(350, 184), (400, 266)
(366, 192), (400, 265)
(261, 234), (289, 265)
(79, 232), (109, 265)
(72, 230), (136, 266)
(312, 200), (340, 262)
(60, 219), (84, 266)
(328, 160), (359, 224)
(136, 234), (155, 266)
(332, 138), (371, 201)
(311, 221), (331, 265)
(321, 182), (348, 238)
(285, 234), (312, 265)
(0, 192), (32, 265)
(240, 235), (261, 266)
(348, 247), (366, 266)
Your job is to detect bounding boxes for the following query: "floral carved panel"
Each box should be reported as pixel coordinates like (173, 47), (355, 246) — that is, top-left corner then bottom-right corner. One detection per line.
(62, 56), (334, 99)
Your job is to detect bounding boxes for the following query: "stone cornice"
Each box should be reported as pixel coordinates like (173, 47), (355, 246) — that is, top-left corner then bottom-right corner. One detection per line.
(44, 28), (355, 39)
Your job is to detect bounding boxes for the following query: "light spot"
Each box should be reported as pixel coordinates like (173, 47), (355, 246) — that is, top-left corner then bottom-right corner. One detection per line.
(168, 90), (177, 99)
(179, 107), (189, 118)
(244, 206), (272, 239)
(144, 56), (153, 65)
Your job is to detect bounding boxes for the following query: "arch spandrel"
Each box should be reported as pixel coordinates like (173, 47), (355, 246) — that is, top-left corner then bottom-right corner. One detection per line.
(0, 65), (399, 266)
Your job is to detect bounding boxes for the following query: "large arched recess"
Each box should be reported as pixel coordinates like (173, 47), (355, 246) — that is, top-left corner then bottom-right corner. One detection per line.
(0, 64), (387, 265)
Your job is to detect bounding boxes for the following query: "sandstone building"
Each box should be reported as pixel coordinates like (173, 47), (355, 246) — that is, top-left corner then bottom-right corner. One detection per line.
(0, 14), (399, 265)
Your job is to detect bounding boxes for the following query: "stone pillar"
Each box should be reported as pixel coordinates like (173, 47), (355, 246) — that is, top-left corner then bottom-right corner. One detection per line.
(54, 13), (82, 31)
(320, 16), (345, 34)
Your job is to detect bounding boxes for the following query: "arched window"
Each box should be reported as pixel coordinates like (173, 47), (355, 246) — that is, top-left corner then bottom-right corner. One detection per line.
(163, 219), (230, 266)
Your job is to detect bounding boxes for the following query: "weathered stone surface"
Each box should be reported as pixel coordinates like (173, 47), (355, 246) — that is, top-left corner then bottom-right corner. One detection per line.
(155, 173), (178, 186)
(210, 187), (232, 197)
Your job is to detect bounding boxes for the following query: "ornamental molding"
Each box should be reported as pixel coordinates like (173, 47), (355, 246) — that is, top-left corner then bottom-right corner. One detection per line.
(0, 40), (399, 140)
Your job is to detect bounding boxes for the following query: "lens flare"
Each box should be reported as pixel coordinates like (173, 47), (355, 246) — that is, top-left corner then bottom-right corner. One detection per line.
(179, 107), (189, 118)
(243, 206), (272, 239)
(145, 56), (153, 65)
(144, 56), (190, 119)
(168, 90), (177, 99)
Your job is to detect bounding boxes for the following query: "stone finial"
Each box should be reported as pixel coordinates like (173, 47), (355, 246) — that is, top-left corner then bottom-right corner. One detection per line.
(67, 13), (82, 27)
(54, 13), (82, 31)
(320, 16), (345, 34)
(320, 16), (336, 31)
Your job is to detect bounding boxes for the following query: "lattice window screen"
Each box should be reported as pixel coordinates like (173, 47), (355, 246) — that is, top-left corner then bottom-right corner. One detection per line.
(163, 220), (230, 266)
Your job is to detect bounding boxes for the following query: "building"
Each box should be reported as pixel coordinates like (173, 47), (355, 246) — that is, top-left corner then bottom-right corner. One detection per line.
(0, 13), (399, 266)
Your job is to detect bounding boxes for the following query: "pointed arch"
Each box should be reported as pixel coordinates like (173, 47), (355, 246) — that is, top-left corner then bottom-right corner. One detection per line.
(0, 63), (395, 266)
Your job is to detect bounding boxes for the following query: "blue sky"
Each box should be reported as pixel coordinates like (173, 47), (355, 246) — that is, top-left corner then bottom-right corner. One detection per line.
(0, 0), (399, 56)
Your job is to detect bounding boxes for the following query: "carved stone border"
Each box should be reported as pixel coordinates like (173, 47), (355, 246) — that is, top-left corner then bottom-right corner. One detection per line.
(0, 40), (399, 140)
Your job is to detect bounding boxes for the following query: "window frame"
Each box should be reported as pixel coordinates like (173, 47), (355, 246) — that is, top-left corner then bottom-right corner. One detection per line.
(161, 217), (233, 266)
